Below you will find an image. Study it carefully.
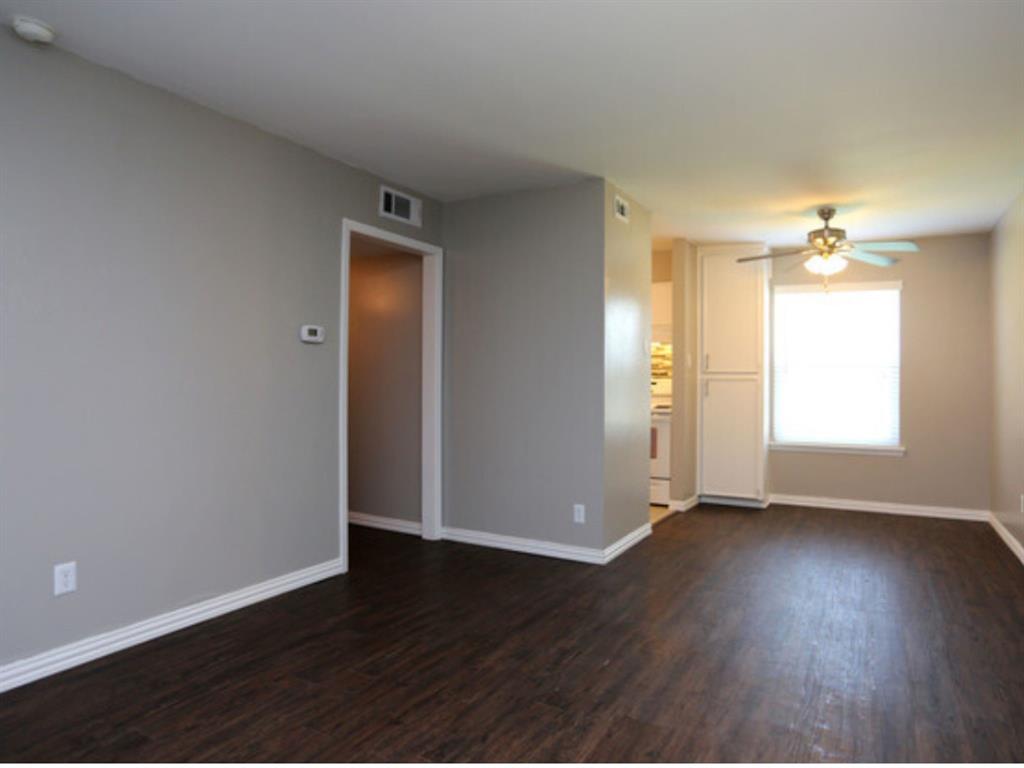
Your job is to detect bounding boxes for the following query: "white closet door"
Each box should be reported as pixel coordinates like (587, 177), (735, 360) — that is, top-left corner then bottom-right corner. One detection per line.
(701, 378), (761, 498)
(702, 254), (762, 373)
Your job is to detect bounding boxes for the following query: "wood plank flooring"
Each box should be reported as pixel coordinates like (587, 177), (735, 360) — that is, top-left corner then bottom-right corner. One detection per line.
(2, 504), (1023, 762)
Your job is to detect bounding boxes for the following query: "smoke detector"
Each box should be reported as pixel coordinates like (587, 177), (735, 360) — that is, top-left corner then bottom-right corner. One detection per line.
(12, 16), (56, 45)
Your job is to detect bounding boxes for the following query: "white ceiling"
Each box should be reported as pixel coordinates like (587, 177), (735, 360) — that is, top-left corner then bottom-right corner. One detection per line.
(4, 0), (1023, 244)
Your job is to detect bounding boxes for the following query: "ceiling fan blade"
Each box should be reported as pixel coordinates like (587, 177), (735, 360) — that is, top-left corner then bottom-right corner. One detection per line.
(855, 240), (919, 252)
(846, 249), (899, 267)
(737, 249), (811, 263)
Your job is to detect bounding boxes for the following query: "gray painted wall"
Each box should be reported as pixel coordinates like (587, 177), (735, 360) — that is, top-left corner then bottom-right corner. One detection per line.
(0, 37), (440, 664)
(768, 233), (993, 509)
(991, 194), (1024, 544)
(442, 179), (651, 550)
(348, 237), (422, 523)
(602, 184), (652, 546)
(442, 180), (608, 549)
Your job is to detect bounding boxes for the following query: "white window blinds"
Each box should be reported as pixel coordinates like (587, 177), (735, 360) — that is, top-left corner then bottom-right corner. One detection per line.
(772, 284), (901, 448)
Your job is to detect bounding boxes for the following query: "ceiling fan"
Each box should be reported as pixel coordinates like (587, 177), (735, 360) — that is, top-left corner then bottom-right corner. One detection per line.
(738, 207), (918, 280)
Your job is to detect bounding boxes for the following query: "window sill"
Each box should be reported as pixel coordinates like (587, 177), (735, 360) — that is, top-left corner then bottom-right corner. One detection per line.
(769, 442), (906, 457)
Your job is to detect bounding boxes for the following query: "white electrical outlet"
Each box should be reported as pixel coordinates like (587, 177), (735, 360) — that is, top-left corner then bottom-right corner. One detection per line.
(573, 504), (586, 524)
(54, 561), (76, 596)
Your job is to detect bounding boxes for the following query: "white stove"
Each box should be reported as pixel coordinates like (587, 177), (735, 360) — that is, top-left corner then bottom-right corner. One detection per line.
(650, 404), (671, 505)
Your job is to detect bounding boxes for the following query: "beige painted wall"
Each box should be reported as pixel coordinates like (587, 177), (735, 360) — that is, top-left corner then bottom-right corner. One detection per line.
(349, 236), (422, 523)
(769, 233), (992, 510)
(670, 240), (699, 502)
(991, 194), (1024, 543)
(603, 184), (652, 546)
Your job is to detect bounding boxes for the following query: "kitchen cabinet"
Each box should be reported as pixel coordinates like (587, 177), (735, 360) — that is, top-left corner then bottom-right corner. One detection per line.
(700, 378), (762, 499)
(698, 244), (768, 504)
(701, 252), (763, 373)
(651, 281), (672, 343)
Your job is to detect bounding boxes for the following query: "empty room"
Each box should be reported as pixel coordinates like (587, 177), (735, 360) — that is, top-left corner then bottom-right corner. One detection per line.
(0, 0), (1021, 764)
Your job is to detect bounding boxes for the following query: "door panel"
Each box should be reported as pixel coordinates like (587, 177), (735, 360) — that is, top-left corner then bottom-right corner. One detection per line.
(702, 254), (762, 373)
(701, 378), (760, 498)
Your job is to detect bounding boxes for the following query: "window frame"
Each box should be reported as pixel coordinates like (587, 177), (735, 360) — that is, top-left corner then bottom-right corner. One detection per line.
(769, 280), (905, 456)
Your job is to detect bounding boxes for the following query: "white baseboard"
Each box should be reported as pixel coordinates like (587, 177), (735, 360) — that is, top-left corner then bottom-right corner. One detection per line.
(603, 523), (653, 563)
(441, 521), (652, 566)
(989, 512), (1024, 566)
(0, 558), (344, 695)
(769, 493), (989, 521)
(349, 511), (423, 536)
(441, 526), (605, 564)
(670, 496), (699, 513)
(700, 495), (769, 509)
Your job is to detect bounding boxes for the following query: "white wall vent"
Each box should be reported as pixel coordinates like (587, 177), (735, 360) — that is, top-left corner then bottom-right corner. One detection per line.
(379, 186), (422, 228)
(613, 194), (630, 223)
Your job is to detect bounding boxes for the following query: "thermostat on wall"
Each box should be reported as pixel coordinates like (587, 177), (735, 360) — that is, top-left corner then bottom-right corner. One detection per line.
(300, 325), (325, 344)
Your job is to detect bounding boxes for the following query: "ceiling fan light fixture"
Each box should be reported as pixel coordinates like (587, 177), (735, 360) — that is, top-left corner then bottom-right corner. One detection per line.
(804, 253), (848, 277)
(733, 207), (913, 278)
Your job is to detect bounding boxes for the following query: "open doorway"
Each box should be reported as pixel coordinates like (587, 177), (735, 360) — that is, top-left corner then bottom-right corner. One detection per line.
(339, 220), (442, 572)
(650, 247), (673, 525)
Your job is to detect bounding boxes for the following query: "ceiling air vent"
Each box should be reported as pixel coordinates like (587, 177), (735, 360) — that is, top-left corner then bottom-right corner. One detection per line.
(379, 185), (422, 228)
(613, 194), (630, 223)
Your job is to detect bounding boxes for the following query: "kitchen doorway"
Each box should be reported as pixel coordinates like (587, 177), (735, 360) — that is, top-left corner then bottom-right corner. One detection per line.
(650, 250), (673, 523)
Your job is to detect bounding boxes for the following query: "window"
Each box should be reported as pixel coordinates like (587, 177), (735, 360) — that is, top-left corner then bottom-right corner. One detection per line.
(772, 283), (901, 451)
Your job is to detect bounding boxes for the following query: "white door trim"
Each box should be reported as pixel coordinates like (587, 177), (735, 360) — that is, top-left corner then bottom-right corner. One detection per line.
(340, 219), (443, 571)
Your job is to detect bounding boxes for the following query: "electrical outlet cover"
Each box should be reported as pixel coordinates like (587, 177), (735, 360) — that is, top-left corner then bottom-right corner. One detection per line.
(54, 561), (76, 596)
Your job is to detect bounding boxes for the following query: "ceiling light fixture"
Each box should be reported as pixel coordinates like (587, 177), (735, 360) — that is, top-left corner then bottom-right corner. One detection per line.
(737, 207), (916, 287)
(803, 253), (848, 277)
(12, 15), (55, 45)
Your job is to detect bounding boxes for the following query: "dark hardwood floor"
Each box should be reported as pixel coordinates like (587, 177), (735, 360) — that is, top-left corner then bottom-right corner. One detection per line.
(2, 504), (1023, 762)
